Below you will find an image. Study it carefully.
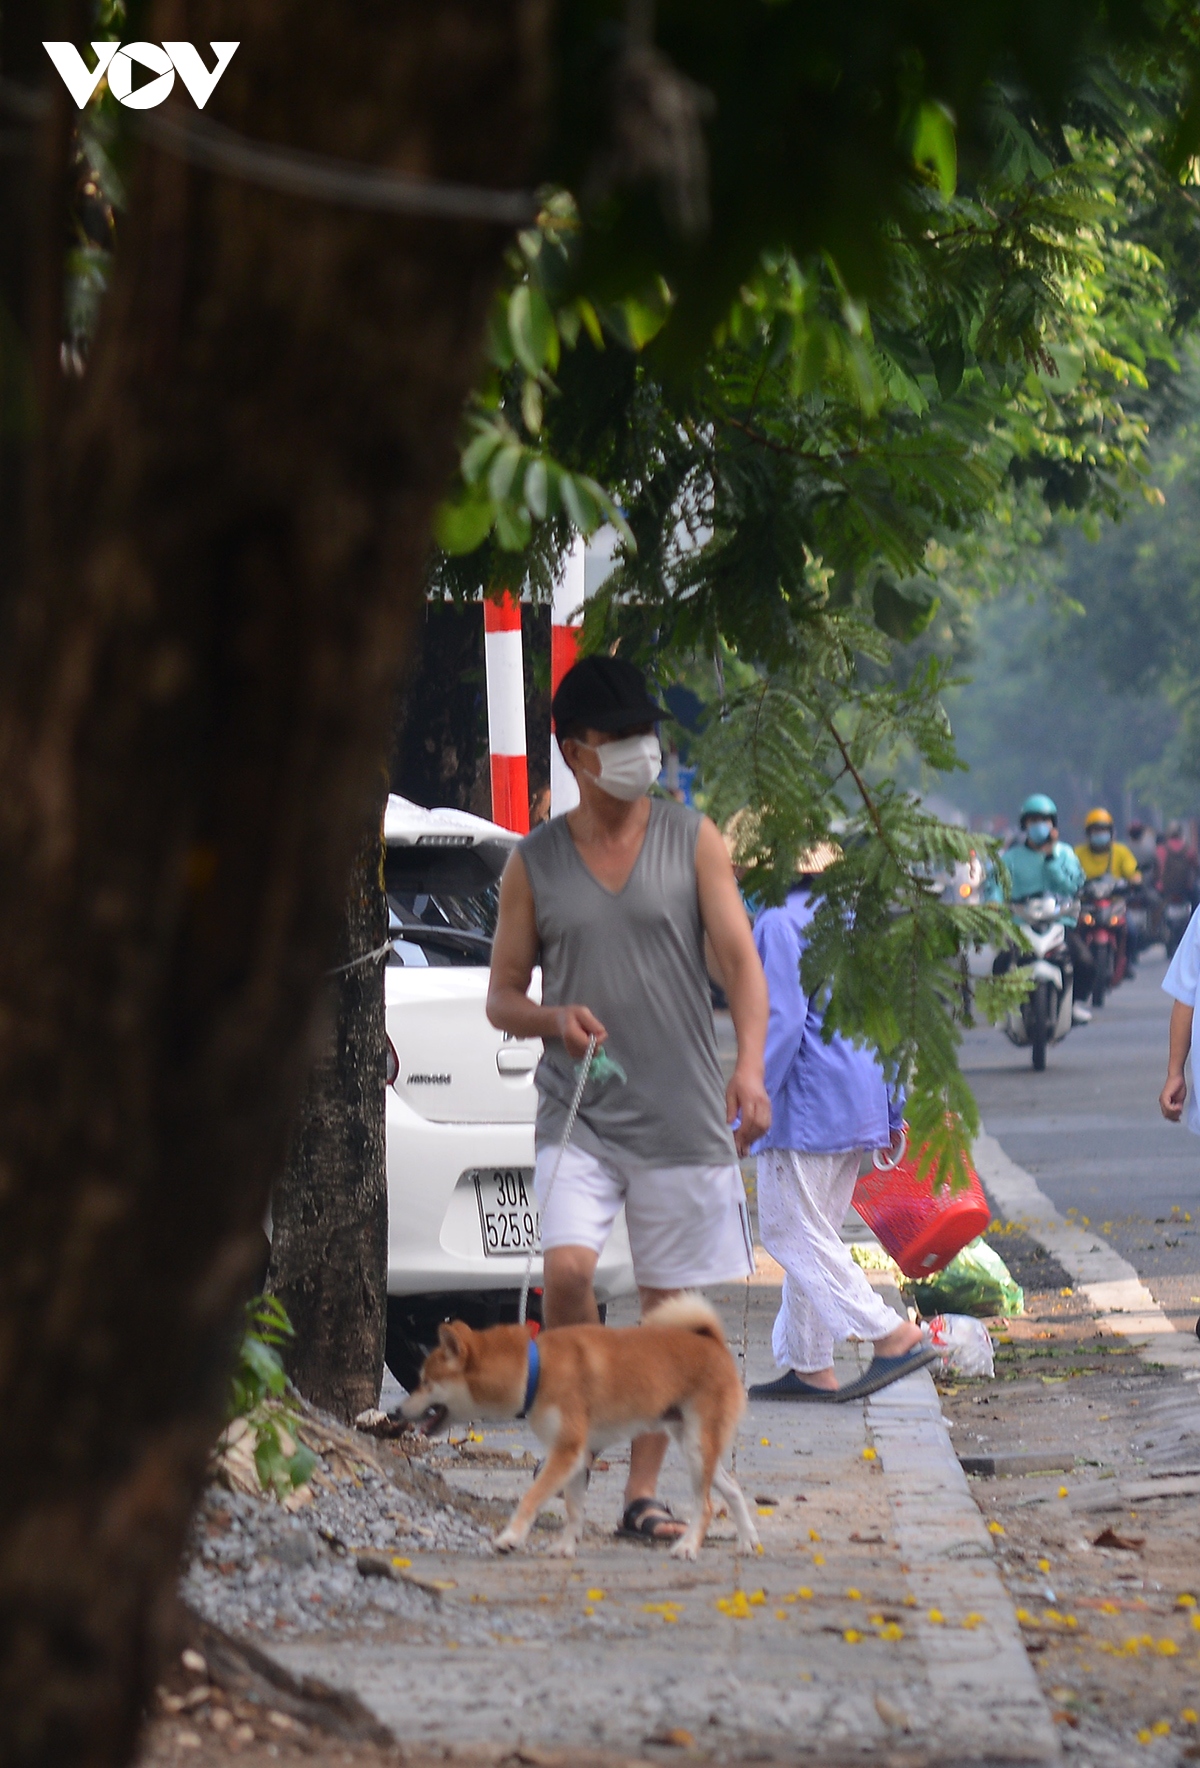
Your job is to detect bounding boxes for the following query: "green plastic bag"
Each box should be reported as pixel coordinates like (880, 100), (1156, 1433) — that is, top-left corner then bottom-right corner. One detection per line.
(905, 1238), (1024, 1319)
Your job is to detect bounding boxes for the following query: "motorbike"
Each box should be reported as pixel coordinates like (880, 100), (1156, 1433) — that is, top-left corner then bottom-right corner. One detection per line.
(1077, 873), (1128, 1007)
(1164, 894), (1194, 959)
(1125, 882), (1159, 961)
(993, 893), (1076, 1072)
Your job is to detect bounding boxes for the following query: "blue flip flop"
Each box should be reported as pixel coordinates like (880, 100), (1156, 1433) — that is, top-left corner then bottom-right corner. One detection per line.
(748, 1370), (839, 1402)
(834, 1344), (940, 1401)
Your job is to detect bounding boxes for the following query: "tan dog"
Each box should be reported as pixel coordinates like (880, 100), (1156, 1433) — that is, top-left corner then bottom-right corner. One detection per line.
(399, 1295), (760, 1561)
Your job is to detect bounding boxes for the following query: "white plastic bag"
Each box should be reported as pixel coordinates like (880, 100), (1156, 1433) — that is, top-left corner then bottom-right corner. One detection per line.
(921, 1312), (995, 1379)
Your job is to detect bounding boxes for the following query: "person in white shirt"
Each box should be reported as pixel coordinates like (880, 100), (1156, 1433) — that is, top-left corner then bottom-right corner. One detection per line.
(1159, 902), (1200, 1135)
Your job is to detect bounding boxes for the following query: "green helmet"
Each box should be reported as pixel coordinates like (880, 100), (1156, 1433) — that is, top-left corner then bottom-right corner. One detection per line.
(1020, 793), (1057, 822)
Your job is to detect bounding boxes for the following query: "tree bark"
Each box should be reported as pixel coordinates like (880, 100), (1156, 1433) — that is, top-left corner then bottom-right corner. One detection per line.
(266, 804), (388, 1422)
(0, 4), (548, 1764)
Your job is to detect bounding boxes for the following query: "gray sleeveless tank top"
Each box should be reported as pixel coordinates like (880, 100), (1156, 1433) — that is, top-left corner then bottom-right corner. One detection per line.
(519, 798), (737, 1165)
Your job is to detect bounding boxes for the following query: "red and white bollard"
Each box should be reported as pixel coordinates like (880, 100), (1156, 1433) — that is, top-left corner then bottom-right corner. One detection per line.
(550, 537), (586, 816)
(483, 591), (529, 833)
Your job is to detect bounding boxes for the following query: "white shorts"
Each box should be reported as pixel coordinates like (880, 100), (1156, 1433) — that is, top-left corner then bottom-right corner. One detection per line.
(534, 1142), (754, 1291)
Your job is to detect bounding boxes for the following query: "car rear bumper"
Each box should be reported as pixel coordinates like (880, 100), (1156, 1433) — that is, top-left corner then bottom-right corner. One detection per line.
(385, 1093), (636, 1302)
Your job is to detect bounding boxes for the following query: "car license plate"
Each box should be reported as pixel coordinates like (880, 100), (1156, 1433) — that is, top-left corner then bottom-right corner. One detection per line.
(472, 1168), (539, 1257)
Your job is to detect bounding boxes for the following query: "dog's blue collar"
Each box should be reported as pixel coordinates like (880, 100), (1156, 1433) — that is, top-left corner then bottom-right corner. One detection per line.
(517, 1335), (540, 1418)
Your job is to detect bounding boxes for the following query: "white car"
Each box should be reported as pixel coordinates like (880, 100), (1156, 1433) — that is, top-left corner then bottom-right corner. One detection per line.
(382, 794), (635, 1386)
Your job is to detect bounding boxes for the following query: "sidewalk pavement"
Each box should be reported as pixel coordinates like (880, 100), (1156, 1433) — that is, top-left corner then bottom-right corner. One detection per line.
(269, 1245), (1060, 1766)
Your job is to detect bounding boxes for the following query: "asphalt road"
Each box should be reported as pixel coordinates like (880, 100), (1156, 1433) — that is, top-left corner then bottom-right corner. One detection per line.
(961, 947), (1200, 1330)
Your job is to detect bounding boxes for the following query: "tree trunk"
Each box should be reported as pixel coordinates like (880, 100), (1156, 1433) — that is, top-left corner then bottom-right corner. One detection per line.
(266, 805), (388, 1422)
(0, 4), (548, 1765)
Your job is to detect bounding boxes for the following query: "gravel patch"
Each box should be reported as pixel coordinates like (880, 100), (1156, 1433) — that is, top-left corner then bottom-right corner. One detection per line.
(182, 1410), (494, 1640)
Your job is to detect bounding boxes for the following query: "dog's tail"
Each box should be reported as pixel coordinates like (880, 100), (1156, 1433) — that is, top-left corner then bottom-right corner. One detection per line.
(644, 1292), (726, 1344)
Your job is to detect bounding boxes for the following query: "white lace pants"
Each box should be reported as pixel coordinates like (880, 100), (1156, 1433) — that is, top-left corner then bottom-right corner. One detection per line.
(756, 1148), (902, 1373)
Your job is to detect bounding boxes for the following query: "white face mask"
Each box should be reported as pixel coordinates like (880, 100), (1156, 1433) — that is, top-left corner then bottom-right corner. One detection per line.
(580, 732), (662, 801)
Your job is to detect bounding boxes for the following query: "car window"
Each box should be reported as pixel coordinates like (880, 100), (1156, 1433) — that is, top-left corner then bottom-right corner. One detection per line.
(385, 839), (512, 968)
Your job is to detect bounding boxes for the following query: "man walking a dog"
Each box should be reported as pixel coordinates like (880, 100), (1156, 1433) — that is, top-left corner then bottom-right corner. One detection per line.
(488, 655), (771, 1543)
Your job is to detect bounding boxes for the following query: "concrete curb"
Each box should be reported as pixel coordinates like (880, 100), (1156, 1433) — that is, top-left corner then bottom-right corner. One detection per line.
(973, 1131), (1200, 1377)
(868, 1375), (1062, 1764)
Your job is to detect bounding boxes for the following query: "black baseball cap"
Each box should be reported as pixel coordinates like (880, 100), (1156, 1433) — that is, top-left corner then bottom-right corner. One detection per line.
(551, 655), (666, 736)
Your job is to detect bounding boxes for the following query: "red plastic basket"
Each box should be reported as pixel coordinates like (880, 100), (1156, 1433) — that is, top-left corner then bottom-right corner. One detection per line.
(852, 1145), (990, 1279)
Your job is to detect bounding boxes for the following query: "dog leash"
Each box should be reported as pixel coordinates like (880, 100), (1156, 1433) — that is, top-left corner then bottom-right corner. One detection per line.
(518, 1033), (598, 1327)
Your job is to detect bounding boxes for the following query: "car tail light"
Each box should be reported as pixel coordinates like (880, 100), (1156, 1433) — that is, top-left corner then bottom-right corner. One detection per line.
(385, 1036), (400, 1088)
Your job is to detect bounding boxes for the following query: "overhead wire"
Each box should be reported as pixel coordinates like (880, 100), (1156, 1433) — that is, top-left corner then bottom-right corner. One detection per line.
(0, 76), (537, 223)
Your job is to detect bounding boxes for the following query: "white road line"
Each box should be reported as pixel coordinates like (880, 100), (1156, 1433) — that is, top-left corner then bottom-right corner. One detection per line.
(973, 1130), (1200, 1378)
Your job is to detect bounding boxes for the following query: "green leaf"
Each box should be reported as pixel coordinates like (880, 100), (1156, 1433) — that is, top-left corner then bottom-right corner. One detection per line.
(434, 487), (494, 554)
(524, 456), (548, 519)
(912, 100), (957, 199)
(487, 442), (523, 505)
(494, 503), (533, 551)
(872, 578), (940, 642)
(576, 298), (604, 349)
(461, 427), (504, 485)
(508, 284), (558, 378)
(558, 473), (602, 534)
(286, 1444), (318, 1489)
(521, 376), (544, 435)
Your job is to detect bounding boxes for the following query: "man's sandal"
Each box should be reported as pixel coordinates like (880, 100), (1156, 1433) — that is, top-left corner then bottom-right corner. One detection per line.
(616, 1497), (686, 1544)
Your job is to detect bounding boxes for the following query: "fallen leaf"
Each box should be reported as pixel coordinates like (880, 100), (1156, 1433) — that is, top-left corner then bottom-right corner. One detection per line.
(1093, 1527), (1144, 1552)
(874, 1694), (910, 1731)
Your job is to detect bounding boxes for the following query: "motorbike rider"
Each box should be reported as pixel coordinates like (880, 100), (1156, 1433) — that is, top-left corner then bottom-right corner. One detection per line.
(1075, 807), (1142, 974)
(1159, 820), (1200, 911)
(1128, 820), (1159, 883)
(985, 793), (1093, 1023)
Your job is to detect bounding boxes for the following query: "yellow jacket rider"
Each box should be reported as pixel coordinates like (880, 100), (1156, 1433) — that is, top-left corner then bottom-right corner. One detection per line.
(1075, 808), (1142, 883)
